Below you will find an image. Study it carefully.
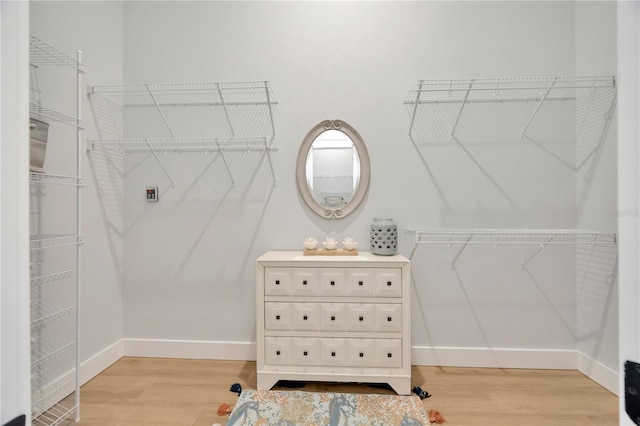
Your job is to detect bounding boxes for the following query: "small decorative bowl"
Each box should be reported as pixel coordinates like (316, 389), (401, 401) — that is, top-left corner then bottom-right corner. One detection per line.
(303, 237), (318, 250)
(342, 237), (358, 251)
(323, 237), (338, 250)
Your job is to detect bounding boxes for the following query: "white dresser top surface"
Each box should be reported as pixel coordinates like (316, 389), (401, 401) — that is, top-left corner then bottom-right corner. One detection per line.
(257, 251), (409, 265)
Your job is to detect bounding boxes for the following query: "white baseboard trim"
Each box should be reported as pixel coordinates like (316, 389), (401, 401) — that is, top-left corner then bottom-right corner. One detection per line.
(123, 338), (256, 361)
(32, 339), (124, 417)
(79, 339), (124, 385)
(577, 351), (619, 395)
(86, 340), (615, 396)
(411, 345), (577, 370)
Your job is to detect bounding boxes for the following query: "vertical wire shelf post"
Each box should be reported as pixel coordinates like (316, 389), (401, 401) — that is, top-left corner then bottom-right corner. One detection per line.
(29, 34), (85, 425)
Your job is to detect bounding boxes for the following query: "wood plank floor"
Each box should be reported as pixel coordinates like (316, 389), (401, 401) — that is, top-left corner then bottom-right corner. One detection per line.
(56, 357), (618, 425)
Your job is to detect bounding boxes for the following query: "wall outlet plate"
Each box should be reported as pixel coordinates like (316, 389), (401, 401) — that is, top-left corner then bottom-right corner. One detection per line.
(146, 186), (158, 202)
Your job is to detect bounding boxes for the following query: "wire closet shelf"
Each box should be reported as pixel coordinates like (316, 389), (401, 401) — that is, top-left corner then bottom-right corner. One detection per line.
(87, 80), (278, 186)
(87, 81), (277, 151)
(30, 35), (85, 130)
(405, 227), (617, 262)
(404, 75), (616, 144)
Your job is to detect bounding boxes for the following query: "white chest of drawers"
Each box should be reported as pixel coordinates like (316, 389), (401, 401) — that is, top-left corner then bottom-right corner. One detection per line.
(256, 251), (411, 395)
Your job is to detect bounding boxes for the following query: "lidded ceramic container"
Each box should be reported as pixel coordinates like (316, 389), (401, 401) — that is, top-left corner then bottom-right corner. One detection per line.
(370, 218), (398, 255)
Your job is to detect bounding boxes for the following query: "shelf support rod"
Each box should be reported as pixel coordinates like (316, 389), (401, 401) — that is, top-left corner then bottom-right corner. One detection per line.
(450, 80), (473, 141)
(217, 82), (235, 137)
(144, 139), (175, 188)
(217, 142), (236, 188)
(265, 81), (276, 146)
(520, 77), (557, 139)
(264, 82), (277, 186)
(263, 137), (277, 186)
(521, 236), (555, 270)
(146, 85), (176, 138)
(450, 234), (473, 270)
(408, 80), (423, 141)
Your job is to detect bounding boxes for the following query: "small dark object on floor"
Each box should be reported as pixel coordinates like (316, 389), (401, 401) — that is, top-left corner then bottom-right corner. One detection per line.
(276, 380), (306, 388)
(412, 386), (431, 399)
(625, 360), (640, 425)
(230, 383), (242, 395)
(366, 383), (394, 391)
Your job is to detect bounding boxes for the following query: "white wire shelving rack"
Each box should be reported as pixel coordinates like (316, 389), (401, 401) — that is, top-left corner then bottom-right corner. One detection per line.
(29, 34), (84, 426)
(87, 81), (278, 187)
(405, 75), (616, 143)
(405, 227), (617, 270)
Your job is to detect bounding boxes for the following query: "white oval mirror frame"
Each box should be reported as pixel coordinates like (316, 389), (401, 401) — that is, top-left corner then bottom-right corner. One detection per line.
(296, 119), (370, 219)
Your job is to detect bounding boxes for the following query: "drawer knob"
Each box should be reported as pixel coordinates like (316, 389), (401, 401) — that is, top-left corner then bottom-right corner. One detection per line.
(331, 316), (336, 321)
(303, 280), (307, 285)
(276, 315), (280, 320)
(276, 350), (280, 356)
(387, 316), (392, 322)
(387, 352), (392, 358)
(387, 281), (392, 286)
(330, 280), (335, 286)
(358, 281), (363, 286)
(359, 316), (364, 321)
(303, 315), (308, 320)
(359, 352), (364, 358)
(303, 351), (308, 356)
(331, 351), (336, 357)
(275, 280), (280, 285)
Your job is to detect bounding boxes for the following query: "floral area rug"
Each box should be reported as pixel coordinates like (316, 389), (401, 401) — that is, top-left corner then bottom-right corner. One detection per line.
(226, 389), (430, 425)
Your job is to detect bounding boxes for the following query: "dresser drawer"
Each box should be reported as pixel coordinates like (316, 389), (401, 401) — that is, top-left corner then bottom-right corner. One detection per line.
(265, 337), (292, 365)
(347, 269), (375, 296)
(347, 339), (376, 367)
(374, 269), (402, 297)
(374, 304), (402, 332)
(265, 268), (291, 295)
(318, 269), (347, 296)
(320, 338), (348, 366)
(292, 303), (320, 330)
(292, 337), (320, 366)
(346, 304), (374, 332)
(264, 302), (291, 330)
(291, 268), (318, 296)
(375, 339), (402, 368)
(319, 303), (347, 331)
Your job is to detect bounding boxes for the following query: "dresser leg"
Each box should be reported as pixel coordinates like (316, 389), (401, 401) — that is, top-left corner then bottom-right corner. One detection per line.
(257, 374), (280, 391)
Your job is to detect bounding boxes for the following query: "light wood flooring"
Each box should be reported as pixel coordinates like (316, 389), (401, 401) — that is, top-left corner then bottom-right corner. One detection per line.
(57, 357), (619, 425)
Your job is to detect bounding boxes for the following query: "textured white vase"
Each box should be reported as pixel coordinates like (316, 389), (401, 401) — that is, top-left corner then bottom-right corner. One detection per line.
(370, 218), (398, 255)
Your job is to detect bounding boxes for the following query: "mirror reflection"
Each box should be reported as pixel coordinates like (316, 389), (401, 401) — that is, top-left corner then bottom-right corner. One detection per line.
(305, 129), (361, 209)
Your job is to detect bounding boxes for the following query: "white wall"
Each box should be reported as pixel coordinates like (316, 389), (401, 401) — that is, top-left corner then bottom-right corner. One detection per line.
(119, 1), (609, 366)
(574, 1), (619, 391)
(24, 0), (625, 399)
(30, 1), (125, 381)
(1, 2), (31, 422)
(617, 0), (640, 423)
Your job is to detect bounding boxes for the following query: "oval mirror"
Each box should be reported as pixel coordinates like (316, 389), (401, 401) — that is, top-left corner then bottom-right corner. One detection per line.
(296, 120), (370, 219)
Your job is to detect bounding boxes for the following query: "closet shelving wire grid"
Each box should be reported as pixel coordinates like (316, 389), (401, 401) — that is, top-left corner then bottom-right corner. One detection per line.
(404, 75), (616, 144)
(87, 81), (277, 150)
(87, 80), (278, 186)
(30, 33), (83, 426)
(405, 228), (618, 267)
